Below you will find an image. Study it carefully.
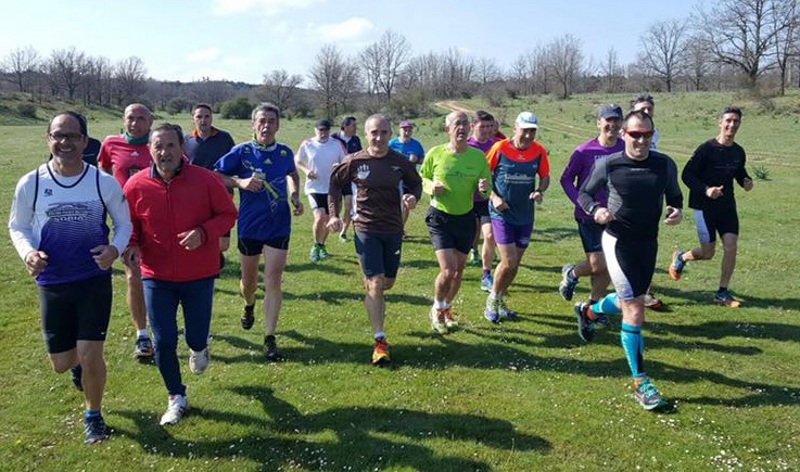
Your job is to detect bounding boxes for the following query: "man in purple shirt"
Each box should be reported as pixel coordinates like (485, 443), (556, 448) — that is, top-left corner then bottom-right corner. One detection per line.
(559, 104), (624, 305)
(466, 110), (498, 291)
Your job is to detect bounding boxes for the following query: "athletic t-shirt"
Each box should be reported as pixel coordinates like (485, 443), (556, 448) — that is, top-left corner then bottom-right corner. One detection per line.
(97, 135), (152, 188)
(682, 139), (749, 210)
(184, 127), (235, 170)
(295, 138), (346, 194)
(420, 144), (492, 216)
(561, 138), (624, 222)
(8, 163), (132, 286)
(215, 141), (296, 240)
(486, 139), (550, 225)
(389, 138), (425, 165)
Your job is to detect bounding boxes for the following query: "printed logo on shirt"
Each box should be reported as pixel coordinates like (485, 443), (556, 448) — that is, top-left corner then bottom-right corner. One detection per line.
(44, 188), (53, 197)
(357, 164), (370, 180)
(391, 166), (401, 172)
(46, 202), (91, 222)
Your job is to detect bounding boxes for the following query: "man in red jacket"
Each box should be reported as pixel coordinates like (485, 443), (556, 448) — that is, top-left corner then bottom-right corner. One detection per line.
(123, 124), (237, 426)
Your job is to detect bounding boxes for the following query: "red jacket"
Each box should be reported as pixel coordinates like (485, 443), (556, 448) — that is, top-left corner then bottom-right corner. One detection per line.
(124, 164), (237, 282)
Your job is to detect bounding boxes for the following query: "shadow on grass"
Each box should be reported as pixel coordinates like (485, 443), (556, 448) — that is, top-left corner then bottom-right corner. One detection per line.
(114, 387), (550, 471)
(647, 286), (800, 312)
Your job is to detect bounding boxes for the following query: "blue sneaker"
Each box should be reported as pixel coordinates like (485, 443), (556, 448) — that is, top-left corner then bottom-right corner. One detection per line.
(634, 378), (668, 411)
(669, 251), (685, 281)
(574, 302), (595, 342)
(497, 297), (518, 320)
(559, 264), (579, 301)
(480, 274), (493, 292)
(714, 289), (741, 307)
(84, 414), (109, 444)
(484, 296), (500, 324)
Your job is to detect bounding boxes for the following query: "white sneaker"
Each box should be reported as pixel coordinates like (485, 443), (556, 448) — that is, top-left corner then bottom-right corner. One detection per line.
(189, 347), (210, 374)
(160, 394), (189, 426)
(429, 306), (448, 334)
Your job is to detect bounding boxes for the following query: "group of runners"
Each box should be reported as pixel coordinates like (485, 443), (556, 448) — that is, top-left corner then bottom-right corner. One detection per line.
(8, 94), (753, 444)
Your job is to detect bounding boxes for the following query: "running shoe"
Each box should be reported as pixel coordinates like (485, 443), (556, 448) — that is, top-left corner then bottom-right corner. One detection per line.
(430, 306), (448, 334)
(160, 394), (189, 426)
(644, 292), (665, 311)
(70, 365), (83, 392)
(83, 414), (109, 444)
(134, 336), (154, 359)
(189, 347), (210, 374)
(575, 302), (595, 342)
(497, 297), (518, 320)
(669, 251), (685, 281)
(310, 244), (321, 262)
(318, 244), (329, 259)
(484, 295), (500, 324)
(634, 378), (668, 411)
(480, 274), (493, 292)
(372, 338), (390, 365)
(443, 307), (458, 328)
(558, 264), (579, 301)
(264, 335), (285, 362)
(241, 304), (255, 330)
(714, 289), (742, 308)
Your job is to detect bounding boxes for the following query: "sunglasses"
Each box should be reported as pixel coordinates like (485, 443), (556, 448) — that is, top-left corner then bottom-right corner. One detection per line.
(626, 130), (654, 140)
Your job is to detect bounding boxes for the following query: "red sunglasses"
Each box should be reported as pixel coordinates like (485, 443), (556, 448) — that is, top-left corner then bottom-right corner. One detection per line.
(626, 130), (654, 139)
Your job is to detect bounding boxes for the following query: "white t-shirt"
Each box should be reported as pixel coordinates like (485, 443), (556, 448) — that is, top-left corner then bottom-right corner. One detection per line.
(296, 138), (346, 194)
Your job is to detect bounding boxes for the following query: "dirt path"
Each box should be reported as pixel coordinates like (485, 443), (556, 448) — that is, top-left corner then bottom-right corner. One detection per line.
(435, 100), (475, 114)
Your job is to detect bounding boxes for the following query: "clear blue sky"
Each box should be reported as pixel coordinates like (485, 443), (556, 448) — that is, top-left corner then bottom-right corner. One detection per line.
(1, 0), (700, 85)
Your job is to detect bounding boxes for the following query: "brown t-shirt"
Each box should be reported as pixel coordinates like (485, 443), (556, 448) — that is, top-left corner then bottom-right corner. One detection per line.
(329, 149), (422, 233)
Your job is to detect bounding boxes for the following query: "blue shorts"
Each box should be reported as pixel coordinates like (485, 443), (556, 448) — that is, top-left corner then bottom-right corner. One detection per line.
(577, 219), (604, 253)
(491, 219), (533, 248)
(355, 231), (403, 279)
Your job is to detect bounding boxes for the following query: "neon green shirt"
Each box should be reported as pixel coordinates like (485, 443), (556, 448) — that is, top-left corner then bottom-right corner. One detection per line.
(420, 144), (492, 216)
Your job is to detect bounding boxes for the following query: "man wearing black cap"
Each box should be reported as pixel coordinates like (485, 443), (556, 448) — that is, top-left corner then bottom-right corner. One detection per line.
(295, 119), (346, 262)
(331, 116), (362, 242)
(559, 104), (624, 310)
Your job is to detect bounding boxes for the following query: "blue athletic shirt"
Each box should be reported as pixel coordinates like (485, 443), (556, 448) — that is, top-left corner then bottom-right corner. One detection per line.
(486, 139), (550, 226)
(215, 141), (296, 240)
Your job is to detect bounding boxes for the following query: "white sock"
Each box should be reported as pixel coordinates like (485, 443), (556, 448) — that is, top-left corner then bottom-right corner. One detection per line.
(374, 331), (385, 341)
(137, 329), (149, 338)
(433, 300), (448, 309)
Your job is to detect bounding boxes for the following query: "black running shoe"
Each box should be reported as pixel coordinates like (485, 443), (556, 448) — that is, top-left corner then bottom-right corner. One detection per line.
(70, 365), (83, 391)
(264, 335), (285, 362)
(84, 414), (109, 445)
(241, 304), (255, 330)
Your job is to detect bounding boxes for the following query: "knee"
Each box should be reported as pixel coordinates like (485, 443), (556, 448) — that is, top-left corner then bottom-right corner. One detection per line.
(264, 271), (283, 290)
(51, 358), (74, 374)
(722, 240), (738, 254)
(383, 279), (395, 291)
(366, 276), (386, 294)
(154, 334), (177, 354)
(699, 246), (716, 259)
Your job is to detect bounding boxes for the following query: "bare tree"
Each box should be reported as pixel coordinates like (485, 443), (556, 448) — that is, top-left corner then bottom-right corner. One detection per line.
(259, 69), (304, 111)
(638, 19), (688, 92)
(49, 47), (87, 100)
(547, 34), (584, 98)
(695, 0), (794, 88)
(600, 47), (624, 92)
(358, 30), (410, 101)
(114, 56), (147, 105)
(476, 56), (501, 86)
(772, 0), (800, 95)
(308, 44), (348, 117)
(685, 35), (713, 91)
(2, 46), (40, 94)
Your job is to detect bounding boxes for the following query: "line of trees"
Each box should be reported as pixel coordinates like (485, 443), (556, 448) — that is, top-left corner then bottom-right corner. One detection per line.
(2, 0), (798, 118)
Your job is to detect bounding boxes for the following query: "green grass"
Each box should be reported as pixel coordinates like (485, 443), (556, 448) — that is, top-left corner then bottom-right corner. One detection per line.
(1, 91), (799, 471)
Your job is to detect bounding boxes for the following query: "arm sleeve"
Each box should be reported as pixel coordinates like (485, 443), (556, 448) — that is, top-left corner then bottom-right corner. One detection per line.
(402, 160), (423, 200)
(536, 149), (550, 179)
(122, 181), (141, 248)
(665, 158), (684, 209)
(578, 156), (608, 214)
(200, 173), (238, 240)
(560, 148), (583, 206)
(99, 173), (132, 254)
(681, 144), (708, 195)
(8, 173), (37, 260)
(734, 148), (750, 186)
(97, 140), (112, 173)
(214, 147), (240, 175)
(328, 161), (348, 217)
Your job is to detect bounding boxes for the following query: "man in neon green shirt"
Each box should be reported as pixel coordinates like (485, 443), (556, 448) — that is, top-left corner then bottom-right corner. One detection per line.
(420, 111), (492, 334)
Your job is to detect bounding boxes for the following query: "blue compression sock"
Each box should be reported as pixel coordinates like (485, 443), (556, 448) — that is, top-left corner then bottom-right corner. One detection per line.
(620, 323), (646, 378)
(591, 292), (621, 316)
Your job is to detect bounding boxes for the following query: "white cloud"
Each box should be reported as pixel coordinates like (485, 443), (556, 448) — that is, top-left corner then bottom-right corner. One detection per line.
(186, 47), (222, 63)
(212, 0), (326, 16)
(316, 17), (374, 42)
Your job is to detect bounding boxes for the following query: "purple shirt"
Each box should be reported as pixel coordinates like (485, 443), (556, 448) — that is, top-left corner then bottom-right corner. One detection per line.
(560, 138), (624, 221)
(467, 136), (495, 201)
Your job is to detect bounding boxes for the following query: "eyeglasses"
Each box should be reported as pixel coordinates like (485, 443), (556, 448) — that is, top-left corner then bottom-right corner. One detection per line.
(49, 132), (83, 142)
(626, 130), (654, 140)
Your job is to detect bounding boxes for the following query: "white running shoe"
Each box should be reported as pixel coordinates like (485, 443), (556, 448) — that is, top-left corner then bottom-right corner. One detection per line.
(160, 394), (189, 426)
(189, 347), (210, 374)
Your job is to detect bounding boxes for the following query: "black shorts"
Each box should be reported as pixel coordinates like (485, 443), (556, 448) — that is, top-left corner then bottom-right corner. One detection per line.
(308, 193), (329, 214)
(40, 274), (112, 354)
(602, 232), (657, 300)
(472, 200), (490, 220)
(355, 231), (403, 279)
(577, 219), (604, 253)
(238, 237), (290, 255)
(694, 205), (739, 244)
(425, 206), (476, 254)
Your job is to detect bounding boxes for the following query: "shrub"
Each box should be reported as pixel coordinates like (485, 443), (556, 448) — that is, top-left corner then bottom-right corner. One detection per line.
(17, 103), (37, 118)
(752, 165), (770, 181)
(220, 97), (253, 119)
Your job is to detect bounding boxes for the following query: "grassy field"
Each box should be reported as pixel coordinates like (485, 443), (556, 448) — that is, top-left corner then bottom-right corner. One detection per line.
(1, 91), (799, 471)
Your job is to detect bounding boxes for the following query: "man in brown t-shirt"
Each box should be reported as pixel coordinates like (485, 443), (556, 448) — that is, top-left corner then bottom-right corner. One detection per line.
(328, 114), (422, 365)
